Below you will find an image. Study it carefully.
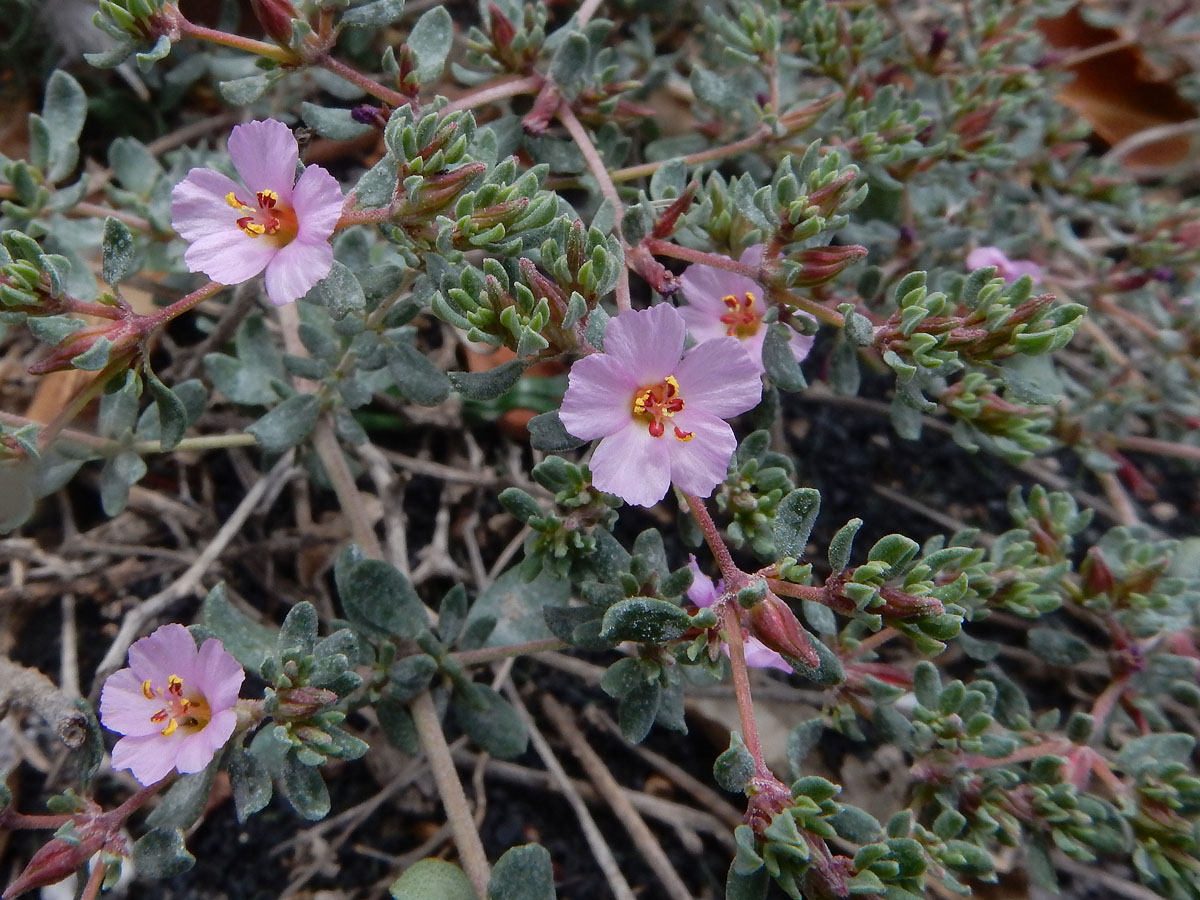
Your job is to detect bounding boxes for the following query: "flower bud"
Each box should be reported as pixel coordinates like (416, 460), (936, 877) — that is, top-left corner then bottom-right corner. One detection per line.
(274, 685), (338, 719)
(488, 2), (516, 53)
(787, 244), (867, 288)
(250, 0), (299, 47)
(27, 319), (141, 375)
(1079, 546), (1115, 598)
(748, 594), (818, 667)
(3, 832), (105, 898)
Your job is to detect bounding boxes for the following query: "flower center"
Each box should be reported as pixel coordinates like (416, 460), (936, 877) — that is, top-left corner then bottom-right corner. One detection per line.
(142, 674), (212, 737)
(720, 292), (761, 339)
(226, 189), (298, 245)
(632, 375), (693, 441)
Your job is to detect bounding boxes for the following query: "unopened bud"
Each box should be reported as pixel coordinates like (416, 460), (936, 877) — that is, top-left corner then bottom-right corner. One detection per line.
(274, 685), (338, 719)
(804, 170), (858, 219)
(749, 594), (818, 667)
(1079, 546), (1115, 598)
(788, 244), (867, 288)
(3, 832), (104, 898)
(651, 182), (698, 240)
(27, 319), (140, 376)
(488, 2), (516, 51)
(250, 0), (299, 47)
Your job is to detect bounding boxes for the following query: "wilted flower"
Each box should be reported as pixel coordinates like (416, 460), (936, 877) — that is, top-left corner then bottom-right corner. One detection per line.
(687, 559), (792, 672)
(966, 246), (1041, 284)
(171, 119), (343, 306)
(559, 304), (761, 506)
(678, 245), (814, 374)
(100, 624), (244, 785)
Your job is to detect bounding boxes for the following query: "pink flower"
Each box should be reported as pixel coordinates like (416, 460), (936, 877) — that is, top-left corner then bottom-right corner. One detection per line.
(100, 624), (244, 785)
(687, 559), (792, 672)
(678, 245), (814, 375)
(966, 246), (1041, 284)
(171, 119), (343, 306)
(559, 304), (761, 507)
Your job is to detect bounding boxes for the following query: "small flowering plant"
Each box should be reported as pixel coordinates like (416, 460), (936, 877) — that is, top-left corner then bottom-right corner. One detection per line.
(678, 245), (814, 374)
(558, 303), (762, 506)
(99, 624), (244, 785)
(171, 119), (343, 306)
(965, 246), (1042, 284)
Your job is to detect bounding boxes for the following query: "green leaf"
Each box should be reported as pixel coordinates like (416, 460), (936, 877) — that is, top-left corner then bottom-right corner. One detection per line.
(343, 0), (406, 27)
(341, 558), (431, 638)
(278, 601), (319, 658)
(145, 757), (220, 830)
(600, 598), (692, 643)
(101, 217), (136, 285)
(99, 451), (147, 516)
(487, 843), (556, 900)
(391, 859), (476, 900)
(407, 6), (453, 82)
(387, 654), (439, 702)
(449, 359), (527, 400)
(218, 74), (273, 105)
(773, 488), (820, 559)
(280, 753), (331, 820)
(42, 71), (86, 183)
(377, 697), (420, 754)
(1116, 733), (1196, 776)
(388, 340), (451, 406)
(306, 260), (366, 320)
(762, 323), (808, 391)
(455, 683), (529, 759)
(827, 518), (862, 573)
(829, 806), (882, 843)
(146, 370), (189, 450)
(617, 681), (661, 743)
(726, 862), (769, 900)
(786, 719), (823, 779)
(248, 394), (320, 453)
(1027, 627), (1092, 666)
(465, 567), (569, 646)
(527, 411), (586, 452)
(301, 103), (372, 141)
(228, 748), (272, 823)
(202, 583), (277, 674)
(714, 732), (754, 793)
(131, 828), (195, 879)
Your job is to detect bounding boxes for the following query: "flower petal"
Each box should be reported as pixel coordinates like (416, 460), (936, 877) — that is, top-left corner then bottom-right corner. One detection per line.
(666, 409), (737, 498)
(686, 558), (721, 608)
(182, 230), (278, 286)
(227, 119), (298, 201)
(262, 237), (334, 306)
(171, 168), (244, 242)
(111, 734), (178, 786)
(292, 165), (343, 244)
(99, 669), (169, 737)
(195, 639), (244, 711)
(966, 246), (1009, 271)
(678, 304), (733, 346)
(674, 336), (761, 419)
(590, 422), (671, 507)
(174, 710), (236, 774)
(127, 624), (198, 685)
(743, 637), (792, 672)
(602, 304), (685, 384)
(788, 326), (815, 363)
(559, 354), (638, 441)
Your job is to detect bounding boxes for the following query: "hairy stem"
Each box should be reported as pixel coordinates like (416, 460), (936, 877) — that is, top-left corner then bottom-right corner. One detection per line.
(683, 493), (741, 585)
(410, 691), (492, 896)
(556, 101), (632, 312)
(718, 601), (771, 778)
(441, 75), (544, 115)
(176, 19), (297, 64)
(318, 55), (408, 108)
(452, 637), (567, 667)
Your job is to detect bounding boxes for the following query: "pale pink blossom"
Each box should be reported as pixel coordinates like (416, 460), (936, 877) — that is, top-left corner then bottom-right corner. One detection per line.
(171, 119), (343, 306)
(966, 246), (1041, 284)
(687, 558), (792, 672)
(100, 624), (244, 785)
(559, 304), (761, 507)
(678, 245), (814, 375)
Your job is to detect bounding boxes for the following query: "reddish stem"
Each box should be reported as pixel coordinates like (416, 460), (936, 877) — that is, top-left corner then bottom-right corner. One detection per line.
(719, 601), (771, 778)
(644, 238), (760, 279)
(683, 493), (742, 586)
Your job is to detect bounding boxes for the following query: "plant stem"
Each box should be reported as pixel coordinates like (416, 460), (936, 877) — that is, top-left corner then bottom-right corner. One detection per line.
(313, 417), (383, 558)
(318, 55), (408, 108)
(718, 601), (771, 778)
(452, 637), (567, 667)
(0, 809), (72, 830)
(683, 493), (741, 585)
(441, 75), (544, 115)
(79, 856), (108, 900)
(643, 238), (760, 279)
(765, 577), (823, 603)
(1113, 434), (1200, 463)
(37, 359), (127, 450)
(141, 281), (224, 330)
(176, 19), (297, 64)
(410, 691), (492, 896)
(556, 101), (632, 312)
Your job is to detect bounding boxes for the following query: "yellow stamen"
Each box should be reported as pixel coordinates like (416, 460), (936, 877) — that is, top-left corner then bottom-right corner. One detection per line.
(243, 222), (266, 236)
(160, 718), (179, 737)
(167, 675), (183, 696)
(141, 679), (155, 699)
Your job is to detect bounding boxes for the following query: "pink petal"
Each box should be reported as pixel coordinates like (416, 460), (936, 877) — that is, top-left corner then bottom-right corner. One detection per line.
(227, 119), (298, 201)
(666, 409), (737, 498)
(99, 669), (169, 737)
(174, 710), (235, 774)
(679, 264), (757, 314)
(590, 422), (672, 507)
(291, 165), (343, 244)
(1005, 259), (1042, 282)
(788, 326), (815, 363)
(738, 245), (765, 268)
(674, 336), (761, 419)
(262, 237), (334, 306)
(602, 304), (686, 384)
(559, 353), (639, 441)
(678, 304), (734, 346)
(686, 558), (721, 608)
(183, 229), (278, 285)
(171, 168), (244, 241)
(966, 246), (1009, 271)
(195, 639), (244, 711)
(128, 624), (198, 685)
(743, 637), (792, 672)
(111, 734), (177, 786)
